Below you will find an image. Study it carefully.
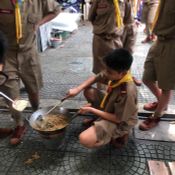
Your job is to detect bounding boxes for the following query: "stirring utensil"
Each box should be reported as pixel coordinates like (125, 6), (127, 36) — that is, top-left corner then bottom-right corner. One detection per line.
(44, 95), (70, 116)
(0, 91), (28, 111)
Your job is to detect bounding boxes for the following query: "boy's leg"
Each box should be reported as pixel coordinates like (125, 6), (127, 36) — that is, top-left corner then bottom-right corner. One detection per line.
(84, 87), (103, 108)
(83, 87), (103, 125)
(79, 126), (101, 148)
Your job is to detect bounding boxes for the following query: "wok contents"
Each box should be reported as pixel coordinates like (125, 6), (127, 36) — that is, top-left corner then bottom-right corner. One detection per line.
(34, 114), (68, 131)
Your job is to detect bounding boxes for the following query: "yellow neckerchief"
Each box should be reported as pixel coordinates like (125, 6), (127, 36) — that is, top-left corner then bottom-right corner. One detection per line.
(14, 0), (24, 43)
(100, 72), (133, 109)
(151, 0), (161, 31)
(113, 0), (123, 28)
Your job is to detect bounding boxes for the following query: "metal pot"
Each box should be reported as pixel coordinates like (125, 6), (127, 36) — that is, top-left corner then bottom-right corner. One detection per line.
(26, 106), (72, 136)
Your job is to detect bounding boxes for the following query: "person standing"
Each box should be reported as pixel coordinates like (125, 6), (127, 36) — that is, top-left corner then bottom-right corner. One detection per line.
(88, 0), (135, 89)
(0, 0), (61, 145)
(139, 0), (175, 130)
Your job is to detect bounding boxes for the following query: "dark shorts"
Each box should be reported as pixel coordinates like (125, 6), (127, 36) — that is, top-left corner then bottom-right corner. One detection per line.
(142, 39), (175, 90)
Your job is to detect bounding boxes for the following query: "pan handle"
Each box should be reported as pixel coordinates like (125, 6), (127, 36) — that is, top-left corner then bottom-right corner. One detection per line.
(70, 111), (80, 122)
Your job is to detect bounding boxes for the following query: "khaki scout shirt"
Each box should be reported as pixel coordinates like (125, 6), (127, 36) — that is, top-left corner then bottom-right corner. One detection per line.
(153, 0), (175, 38)
(96, 72), (138, 126)
(88, 0), (134, 37)
(0, 0), (60, 51)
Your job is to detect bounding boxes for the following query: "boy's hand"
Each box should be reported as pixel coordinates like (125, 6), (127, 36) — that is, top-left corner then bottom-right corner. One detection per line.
(67, 88), (80, 97)
(79, 103), (93, 114)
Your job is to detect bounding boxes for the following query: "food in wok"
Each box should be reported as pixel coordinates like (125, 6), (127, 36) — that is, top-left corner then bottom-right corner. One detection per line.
(33, 114), (69, 131)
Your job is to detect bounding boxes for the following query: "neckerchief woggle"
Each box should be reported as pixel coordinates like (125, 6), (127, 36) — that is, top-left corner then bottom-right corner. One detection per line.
(100, 72), (133, 109)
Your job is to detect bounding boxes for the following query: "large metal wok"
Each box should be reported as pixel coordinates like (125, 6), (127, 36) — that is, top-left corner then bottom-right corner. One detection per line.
(26, 106), (79, 136)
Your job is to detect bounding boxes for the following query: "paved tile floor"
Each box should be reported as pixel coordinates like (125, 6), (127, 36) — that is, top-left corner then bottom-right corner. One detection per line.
(0, 22), (175, 175)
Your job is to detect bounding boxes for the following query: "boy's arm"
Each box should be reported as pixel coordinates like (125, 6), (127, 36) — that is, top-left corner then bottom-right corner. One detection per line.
(80, 106), (121, 124)
(67, 75), (97, 97)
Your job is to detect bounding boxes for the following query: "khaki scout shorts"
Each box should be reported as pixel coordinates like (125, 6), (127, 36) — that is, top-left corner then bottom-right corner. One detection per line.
(0, 47), (43, 99)
(94, 119), (130, 145)
(142, 39), (175, 90)
(141, 2), (158, 24)
(91, 88), (130, 145)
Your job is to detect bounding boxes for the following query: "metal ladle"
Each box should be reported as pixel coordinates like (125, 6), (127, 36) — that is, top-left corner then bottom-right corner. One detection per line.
(0, 91), (28, 111)
(36, 95), (70, 126)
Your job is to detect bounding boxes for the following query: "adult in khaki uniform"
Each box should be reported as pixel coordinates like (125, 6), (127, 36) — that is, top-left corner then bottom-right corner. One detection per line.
(139, 0), (175, 130)
(0, 0), (61, 145)
(88, 0), (134, 89)
(141, 0), (159, 43)
(67, 49), (138, 148)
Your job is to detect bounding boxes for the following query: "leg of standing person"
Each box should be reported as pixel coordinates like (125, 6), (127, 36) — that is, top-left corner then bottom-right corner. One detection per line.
(92, 34), (122, 90)
(0, 31), (13, 138)
(142, 2), (158, 43)
(20, 47), (43, 112)
(139, 39), (174, 130)
(122, 23), (142, 86)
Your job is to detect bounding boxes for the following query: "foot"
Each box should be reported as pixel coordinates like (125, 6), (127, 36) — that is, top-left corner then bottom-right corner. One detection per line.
(0, 128), (13, 138)
(10, 125), (27, 145)
(143, 101), (158, 111)
(110, 134), (129, 149)
(132, 76), (142, 86)
(139, 115), (160, 131)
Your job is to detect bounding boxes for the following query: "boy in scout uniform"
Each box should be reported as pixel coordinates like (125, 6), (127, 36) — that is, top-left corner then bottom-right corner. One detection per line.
(141, 0), (159, 43)
(0, 31), (14, 138)
(139, 0), (175, 130)
(0, 0), (61, 145)
(67, 48), (138, 148)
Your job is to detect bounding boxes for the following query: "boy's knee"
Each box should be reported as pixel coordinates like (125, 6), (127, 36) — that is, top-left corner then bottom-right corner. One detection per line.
(84, 87), (96, 99)
(79, 132), (95, 148)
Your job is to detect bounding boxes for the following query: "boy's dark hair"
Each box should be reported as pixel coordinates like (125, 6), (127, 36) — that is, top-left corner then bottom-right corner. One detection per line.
(103, 48), (133, 72)
(0, 31), (7, 64)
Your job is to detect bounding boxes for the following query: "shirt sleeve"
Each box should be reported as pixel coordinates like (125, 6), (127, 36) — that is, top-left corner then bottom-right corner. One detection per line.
(42, 0), (61, 16)
(114, 84), (138, 125)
